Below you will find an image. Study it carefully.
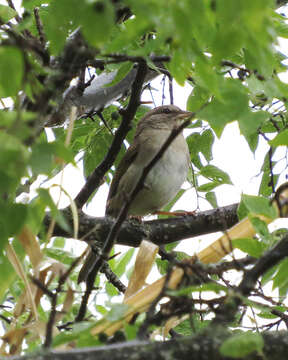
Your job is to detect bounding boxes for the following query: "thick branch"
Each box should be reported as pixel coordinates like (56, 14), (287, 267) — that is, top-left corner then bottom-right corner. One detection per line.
(7, 330), (288, 360)
(47, 203), (239, 247)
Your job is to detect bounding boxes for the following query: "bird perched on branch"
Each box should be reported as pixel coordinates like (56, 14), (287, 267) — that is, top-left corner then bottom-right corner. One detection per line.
(78, 105), (192, 283)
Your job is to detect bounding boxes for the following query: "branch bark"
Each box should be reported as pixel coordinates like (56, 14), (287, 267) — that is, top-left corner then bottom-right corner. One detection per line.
(7, 330), (288, 360)
(46, 203), (239, 247)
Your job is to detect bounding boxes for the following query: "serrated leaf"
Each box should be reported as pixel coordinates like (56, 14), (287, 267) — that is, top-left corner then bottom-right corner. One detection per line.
(187, 85), (210, 112)
(238, 110), (267, 151)
(198, 78), (249, 137)
(220, 332), (264, 358)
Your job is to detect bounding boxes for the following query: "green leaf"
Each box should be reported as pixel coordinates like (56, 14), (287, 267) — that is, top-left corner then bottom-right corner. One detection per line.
(155, 258), (169, 275)
(270, 129), (288, 147)
(165, 241), (180, 252)
(272, 258), (288, 291)
(43, 0), (114, 53)
(199, 78), (249, 137)
(104, 63), (133, 87)
(106, 303), (130, 322)
(241, 194), (277, 219)
(0, 253), (15, 302)
(249, 217), (270, 239)
(0, 4), (17, 22)
(197, 181), (221, 192)
(45, 248), (77, 265)
(37, 188), (70, 232)
(124, 323), (139, 340)
(52, 322), (96, 347)
(238, 110), (268, 151)
(174, 318), (193, 336)
(257, 306), (286, 319)
(233, 238), (265, 258)
(168, 48), (193, 86)
(0, 203), (27, 248)
(0, 132), (29, 194)
(175, 315), (209, 335)
(167, 282), (227, 297)
(186, 85), (210, 112)
(30, 141), (74, 175)
(186, 129), (214, 165)
(205, 191), (218, 208)
(220, 332), (264, 358)
(200, 165), (232, 185)
(83, 132), (113, 178)
(81, 1), (114, 47)
(0, 47), (24, 97)
(200, 129), (214, 162)
(105, 281), (119, 297)
(114, 248), (135, 278)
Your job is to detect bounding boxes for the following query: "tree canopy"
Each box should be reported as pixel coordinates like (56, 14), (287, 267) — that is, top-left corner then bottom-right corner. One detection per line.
(1, 0), (288, 359)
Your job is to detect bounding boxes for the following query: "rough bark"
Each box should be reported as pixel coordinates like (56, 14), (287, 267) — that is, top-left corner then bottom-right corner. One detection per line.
(7, 330), (288, 360)
(47, 203), (239, 248)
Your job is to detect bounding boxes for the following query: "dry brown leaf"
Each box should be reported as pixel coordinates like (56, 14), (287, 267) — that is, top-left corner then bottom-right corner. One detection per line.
(17, 226), (43, 269)
(6, 244), (38, 320)
(124, 240), (159, 300)
(91, 214), (276, 336)
(55, 286), (74, 322)
(2, 327), (28, 355)
(91, 267), (184, 336)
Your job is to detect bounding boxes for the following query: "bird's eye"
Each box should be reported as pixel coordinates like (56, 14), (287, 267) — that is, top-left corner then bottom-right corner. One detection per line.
(162, 108), (171, 114)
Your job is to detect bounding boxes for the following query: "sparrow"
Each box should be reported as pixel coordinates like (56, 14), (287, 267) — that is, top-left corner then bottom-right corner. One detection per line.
(78, 105), (192, 283)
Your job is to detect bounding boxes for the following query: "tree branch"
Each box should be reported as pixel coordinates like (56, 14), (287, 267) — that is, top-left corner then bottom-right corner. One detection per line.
(7, 330), (288, 360)
(213, 232), (288, 326)
(47, 203), (239, 247)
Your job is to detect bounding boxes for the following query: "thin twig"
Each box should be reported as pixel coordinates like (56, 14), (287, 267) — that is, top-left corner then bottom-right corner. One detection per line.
(33, 7), (46, 47)
(7, 0), (21, 23)
(74, 60), (148, 209)
(75, 60), (148, 321)
(76, 113), (195, 322)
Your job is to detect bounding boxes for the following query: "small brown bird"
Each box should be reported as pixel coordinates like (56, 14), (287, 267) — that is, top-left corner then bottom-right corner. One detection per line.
(78, 105), (192, 283)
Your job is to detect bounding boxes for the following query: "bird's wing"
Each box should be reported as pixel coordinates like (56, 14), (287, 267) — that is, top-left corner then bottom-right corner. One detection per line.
(105, 143), (139, 213)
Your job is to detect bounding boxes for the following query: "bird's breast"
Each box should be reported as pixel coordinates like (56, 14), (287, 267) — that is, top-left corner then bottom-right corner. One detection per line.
(126, 132), (190, 215)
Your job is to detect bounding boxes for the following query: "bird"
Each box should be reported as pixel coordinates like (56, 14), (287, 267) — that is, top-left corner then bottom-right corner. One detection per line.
(78, 105), (192, 283)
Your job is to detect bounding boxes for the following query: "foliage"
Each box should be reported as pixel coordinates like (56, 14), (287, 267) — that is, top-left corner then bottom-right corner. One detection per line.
(0, 0), (288, 358)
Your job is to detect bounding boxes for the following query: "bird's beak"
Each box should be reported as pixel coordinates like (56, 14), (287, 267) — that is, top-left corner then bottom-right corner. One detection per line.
(176, 111), (194, 120)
